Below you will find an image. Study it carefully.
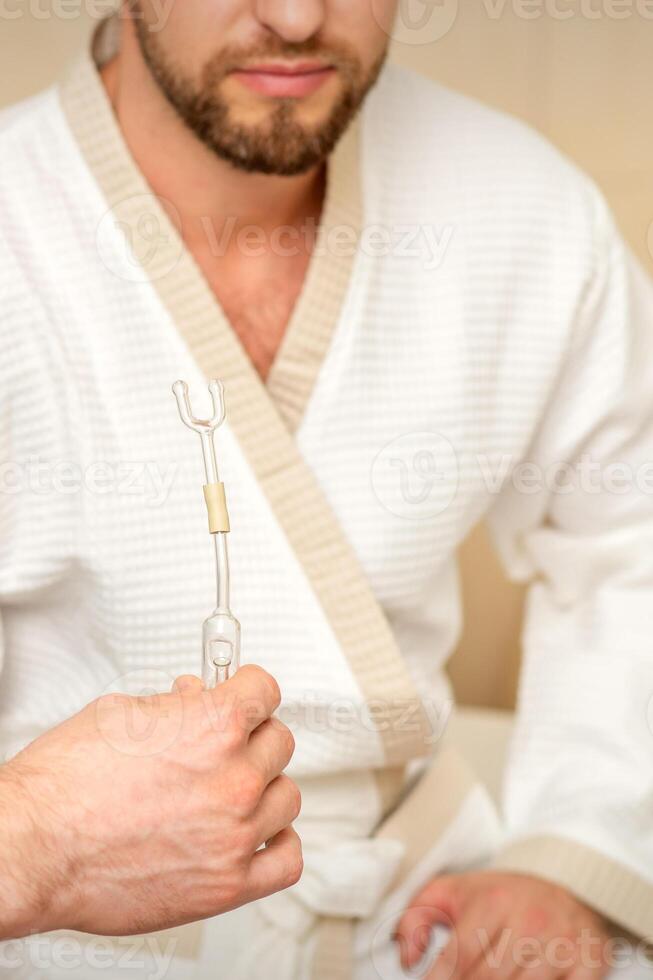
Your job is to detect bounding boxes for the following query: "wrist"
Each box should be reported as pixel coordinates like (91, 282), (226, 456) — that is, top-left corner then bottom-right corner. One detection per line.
(0, 761), (69, 938)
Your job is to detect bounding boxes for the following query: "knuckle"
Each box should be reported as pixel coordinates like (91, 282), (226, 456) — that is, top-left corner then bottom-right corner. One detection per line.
(221, 715), (247, 750)
(216, 873), (246, 911)
(287, 780), (302, 820)
(280, 724), (296, 758)
(283, 849), (304, 889)
(234, 766), (266, 812)
(247, 666), (281, 710)
(238, 698), (268, 731)
(269, 720), (295, 761)
(198, 694), (242, 743)
(264, 676), (282, 713)
(229, 821), (259, 860)
(274, 775), (302, 820)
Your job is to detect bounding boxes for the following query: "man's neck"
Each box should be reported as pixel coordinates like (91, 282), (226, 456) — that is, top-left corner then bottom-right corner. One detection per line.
(101, 22), (327, 249)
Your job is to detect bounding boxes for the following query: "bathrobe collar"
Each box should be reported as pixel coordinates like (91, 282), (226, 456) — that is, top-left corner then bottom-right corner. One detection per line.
(57, 19), (434, 768)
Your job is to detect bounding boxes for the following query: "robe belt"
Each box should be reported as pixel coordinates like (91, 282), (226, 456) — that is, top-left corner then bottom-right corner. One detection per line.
(257, 838), (407, 939)
(307, 746), (492, 980)
(258, 747), (486, 944)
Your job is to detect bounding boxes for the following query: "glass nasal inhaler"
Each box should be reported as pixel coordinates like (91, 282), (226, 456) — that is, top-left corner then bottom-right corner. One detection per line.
(173, 380), (240, 688)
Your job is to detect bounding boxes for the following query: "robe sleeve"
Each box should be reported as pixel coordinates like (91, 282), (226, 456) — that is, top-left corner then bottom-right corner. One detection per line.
(0, 247), (86, 763)
(486, 189), (653, 939)
(0, 380), (52, 762)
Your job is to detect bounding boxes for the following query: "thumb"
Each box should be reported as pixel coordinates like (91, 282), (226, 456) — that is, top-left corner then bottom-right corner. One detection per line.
(395, 875), (459, 970)
(172, 674), (204, 695)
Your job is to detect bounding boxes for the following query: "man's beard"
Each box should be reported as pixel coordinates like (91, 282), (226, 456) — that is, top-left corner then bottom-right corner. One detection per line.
(129, 6), (387, 176)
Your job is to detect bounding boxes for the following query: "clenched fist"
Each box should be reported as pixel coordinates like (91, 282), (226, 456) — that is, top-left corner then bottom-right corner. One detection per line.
(0, 666), (302, 940)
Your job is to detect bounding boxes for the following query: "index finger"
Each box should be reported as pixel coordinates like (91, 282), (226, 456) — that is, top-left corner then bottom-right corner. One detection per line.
(213, 664), (282, 735)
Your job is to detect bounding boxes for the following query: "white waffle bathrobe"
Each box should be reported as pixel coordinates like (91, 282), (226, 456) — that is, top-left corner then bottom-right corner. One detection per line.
(1, 16), (653, 980)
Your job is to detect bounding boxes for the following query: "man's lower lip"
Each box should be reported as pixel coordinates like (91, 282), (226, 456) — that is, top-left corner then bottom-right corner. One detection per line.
(230, 67), (336, 98)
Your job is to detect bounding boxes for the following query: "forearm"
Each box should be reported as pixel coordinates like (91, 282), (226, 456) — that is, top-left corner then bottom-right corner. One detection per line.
(0, 761), (65, 940)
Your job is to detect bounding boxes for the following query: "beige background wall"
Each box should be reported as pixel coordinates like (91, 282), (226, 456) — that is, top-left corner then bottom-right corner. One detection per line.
(1, 3), (650, 709)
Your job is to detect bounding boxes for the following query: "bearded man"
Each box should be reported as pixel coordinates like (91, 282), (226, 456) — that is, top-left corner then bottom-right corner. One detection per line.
(0, 2), (652, 979)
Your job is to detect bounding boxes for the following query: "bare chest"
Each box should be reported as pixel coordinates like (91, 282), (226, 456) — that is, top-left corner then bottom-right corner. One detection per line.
(192, 248), (311, 382)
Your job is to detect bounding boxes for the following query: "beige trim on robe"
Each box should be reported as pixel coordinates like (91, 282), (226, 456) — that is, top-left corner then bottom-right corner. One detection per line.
(312, 747), (484, 980)
(494, 837), (653, 941)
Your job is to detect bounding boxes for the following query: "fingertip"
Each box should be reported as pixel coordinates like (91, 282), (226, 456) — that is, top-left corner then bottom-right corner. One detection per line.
(247, 826), (304, 901)
(395, 878), (459, 971)
(396, 907), (437, 970)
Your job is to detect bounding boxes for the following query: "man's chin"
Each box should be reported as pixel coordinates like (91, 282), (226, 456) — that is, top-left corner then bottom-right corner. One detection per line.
(214, 136), (332, 178)
(210, 101), (351, 175)
(175, 73), (368, 175)
(225, 110), (340, 144)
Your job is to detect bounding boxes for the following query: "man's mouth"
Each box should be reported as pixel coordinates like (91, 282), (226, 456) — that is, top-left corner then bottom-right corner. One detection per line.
(229, 61), (337, 99)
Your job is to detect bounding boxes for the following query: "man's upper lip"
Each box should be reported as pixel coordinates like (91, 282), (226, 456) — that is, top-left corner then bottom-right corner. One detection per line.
(233, 62), (334, 76)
